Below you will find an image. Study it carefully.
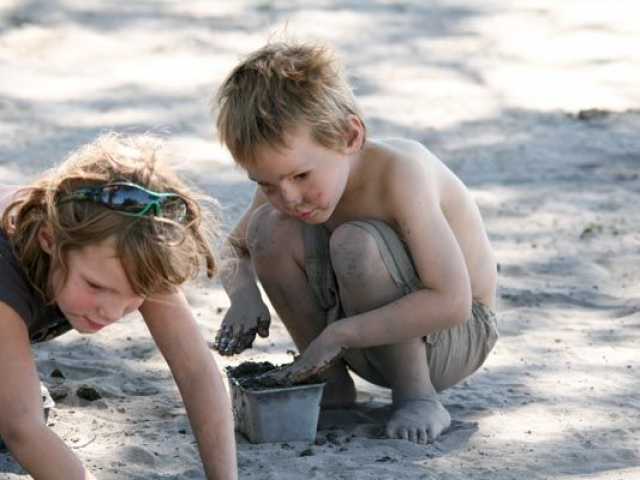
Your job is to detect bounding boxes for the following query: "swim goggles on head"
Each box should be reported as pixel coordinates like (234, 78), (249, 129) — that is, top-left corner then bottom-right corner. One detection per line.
(56, 181), (189, 222)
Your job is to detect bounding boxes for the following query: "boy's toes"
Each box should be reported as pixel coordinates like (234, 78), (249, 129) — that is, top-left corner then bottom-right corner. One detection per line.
(406, 427), (430, 444)
(385, 426), (429, 445)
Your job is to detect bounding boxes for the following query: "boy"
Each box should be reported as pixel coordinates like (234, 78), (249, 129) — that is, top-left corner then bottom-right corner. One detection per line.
(211, 40), (498, 444)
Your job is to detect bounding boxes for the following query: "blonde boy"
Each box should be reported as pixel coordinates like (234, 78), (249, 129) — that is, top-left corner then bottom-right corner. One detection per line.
(212, 40), (498, 444)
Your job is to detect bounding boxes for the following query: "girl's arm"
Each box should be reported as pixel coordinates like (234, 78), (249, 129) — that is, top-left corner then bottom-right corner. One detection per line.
(140, 291), (238, 480)
(0, 302), (96, 480)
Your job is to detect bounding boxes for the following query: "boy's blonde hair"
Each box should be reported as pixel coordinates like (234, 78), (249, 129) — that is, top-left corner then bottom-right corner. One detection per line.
(213, 40), (366, 165)
(1, 132), (220, 301)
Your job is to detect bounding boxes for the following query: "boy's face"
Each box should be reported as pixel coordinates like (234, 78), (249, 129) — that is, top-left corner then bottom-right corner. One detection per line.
(245, 127), (352, 224)
(41, 233), (144, 334)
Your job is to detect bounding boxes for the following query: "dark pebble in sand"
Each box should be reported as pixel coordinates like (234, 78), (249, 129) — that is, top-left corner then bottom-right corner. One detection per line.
(77, 385), (102, 401)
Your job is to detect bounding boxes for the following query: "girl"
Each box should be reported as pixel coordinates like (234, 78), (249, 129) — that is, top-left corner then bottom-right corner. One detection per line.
(0, 133), (237, 479)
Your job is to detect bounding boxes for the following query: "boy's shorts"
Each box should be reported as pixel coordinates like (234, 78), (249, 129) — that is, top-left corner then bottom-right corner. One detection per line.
(303, 219), (499, 392)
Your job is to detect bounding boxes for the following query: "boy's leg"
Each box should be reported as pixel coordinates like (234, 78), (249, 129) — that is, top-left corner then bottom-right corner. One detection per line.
(329, 220), (451, 444)
(246, 204), (356, 407)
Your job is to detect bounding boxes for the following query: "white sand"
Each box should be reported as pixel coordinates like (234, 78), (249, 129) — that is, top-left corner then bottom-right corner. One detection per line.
(1, 1), (639, 478)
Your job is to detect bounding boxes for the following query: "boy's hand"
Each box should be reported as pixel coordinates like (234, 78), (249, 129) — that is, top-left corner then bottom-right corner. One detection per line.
(258, 331), (343, 387)
(214, 298), (271, 356)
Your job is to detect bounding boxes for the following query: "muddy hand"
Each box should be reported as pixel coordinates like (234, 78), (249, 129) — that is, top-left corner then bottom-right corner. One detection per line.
(255, 361), (318, 388)
(215, 324), (254, 355)
(213, 300), (271, 356)
(259, 333), (344, 387)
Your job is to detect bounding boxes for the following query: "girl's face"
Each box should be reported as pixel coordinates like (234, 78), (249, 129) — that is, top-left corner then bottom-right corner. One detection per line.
(40, 230), (144, 334)
(245, 125), (359, 224)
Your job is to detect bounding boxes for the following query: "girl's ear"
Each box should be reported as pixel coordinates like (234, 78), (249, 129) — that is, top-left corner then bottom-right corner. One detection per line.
(343, 114), (365, 154)
(37, 222), (56, 255)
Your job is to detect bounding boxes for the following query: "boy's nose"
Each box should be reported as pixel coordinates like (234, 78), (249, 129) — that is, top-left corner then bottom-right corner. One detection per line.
(279, 182), (300, 206)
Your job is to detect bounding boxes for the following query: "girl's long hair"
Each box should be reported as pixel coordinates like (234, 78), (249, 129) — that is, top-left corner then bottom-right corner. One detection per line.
(1, 132), (221, 302)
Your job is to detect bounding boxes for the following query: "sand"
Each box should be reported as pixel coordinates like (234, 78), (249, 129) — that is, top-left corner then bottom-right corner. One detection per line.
(1, 1), (639, 479)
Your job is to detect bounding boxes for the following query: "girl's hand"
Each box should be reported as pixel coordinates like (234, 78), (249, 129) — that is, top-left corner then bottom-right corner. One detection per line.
(213, 289), (271, 356)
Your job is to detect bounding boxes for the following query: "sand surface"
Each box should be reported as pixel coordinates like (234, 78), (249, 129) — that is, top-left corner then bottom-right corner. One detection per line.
(1, 1), (639, 479)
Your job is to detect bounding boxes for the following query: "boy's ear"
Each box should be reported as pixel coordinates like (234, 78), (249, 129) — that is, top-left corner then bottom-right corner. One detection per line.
(37, 221), (56, 255)
(343, 114), (365, 154)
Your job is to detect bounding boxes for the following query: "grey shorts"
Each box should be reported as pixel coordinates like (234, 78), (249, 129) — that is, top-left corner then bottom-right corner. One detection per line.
(303, 219), (499, 392)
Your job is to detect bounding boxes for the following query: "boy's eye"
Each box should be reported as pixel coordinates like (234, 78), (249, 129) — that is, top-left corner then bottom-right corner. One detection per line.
(87, 281), (102, 290)
(295, 172), (310, 181)
(259, 183), (277, 194)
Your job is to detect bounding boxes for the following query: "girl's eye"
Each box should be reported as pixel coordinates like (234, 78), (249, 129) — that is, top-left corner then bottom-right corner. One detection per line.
(87, 281), (102, 290)
(295, 172), (310, 181)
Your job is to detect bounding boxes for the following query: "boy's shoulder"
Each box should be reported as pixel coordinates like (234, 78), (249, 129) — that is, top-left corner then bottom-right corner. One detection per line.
(336, 138), (447, 223)
(351, 137), (470, 213)
(359, 138), (443, 184)
(365, 137), (440, 162)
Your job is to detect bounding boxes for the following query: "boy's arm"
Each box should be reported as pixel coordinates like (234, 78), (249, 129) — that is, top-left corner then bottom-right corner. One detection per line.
(331, 154), (472, 345)
(262, 151), (475, 384)
(214, 188), (271, 355)
(0, 302), (97, 480)
(141, 291), (238, 480)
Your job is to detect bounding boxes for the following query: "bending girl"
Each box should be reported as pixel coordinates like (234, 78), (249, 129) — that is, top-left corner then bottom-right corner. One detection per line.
(0, 133), (237, 480)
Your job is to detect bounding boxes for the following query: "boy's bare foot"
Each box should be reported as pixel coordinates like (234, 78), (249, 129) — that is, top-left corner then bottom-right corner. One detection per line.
(385, 397), (451, 444)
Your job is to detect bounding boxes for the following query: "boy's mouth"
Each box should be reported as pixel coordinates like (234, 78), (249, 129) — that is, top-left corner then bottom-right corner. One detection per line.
(297, 210), (316, 220)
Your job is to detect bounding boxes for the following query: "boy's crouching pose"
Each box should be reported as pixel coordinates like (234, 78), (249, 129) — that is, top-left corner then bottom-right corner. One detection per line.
(211, 40), (498, 444)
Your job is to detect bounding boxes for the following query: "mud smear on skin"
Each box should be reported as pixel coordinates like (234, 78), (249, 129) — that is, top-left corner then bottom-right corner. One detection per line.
(227, 361), (323, 390)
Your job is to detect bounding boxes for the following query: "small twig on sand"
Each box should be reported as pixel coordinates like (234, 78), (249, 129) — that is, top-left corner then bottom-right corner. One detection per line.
(71, 435), (97, 450)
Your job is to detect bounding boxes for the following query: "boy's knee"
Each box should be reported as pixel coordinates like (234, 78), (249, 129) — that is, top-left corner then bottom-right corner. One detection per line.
(329, 222), (381, 276)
